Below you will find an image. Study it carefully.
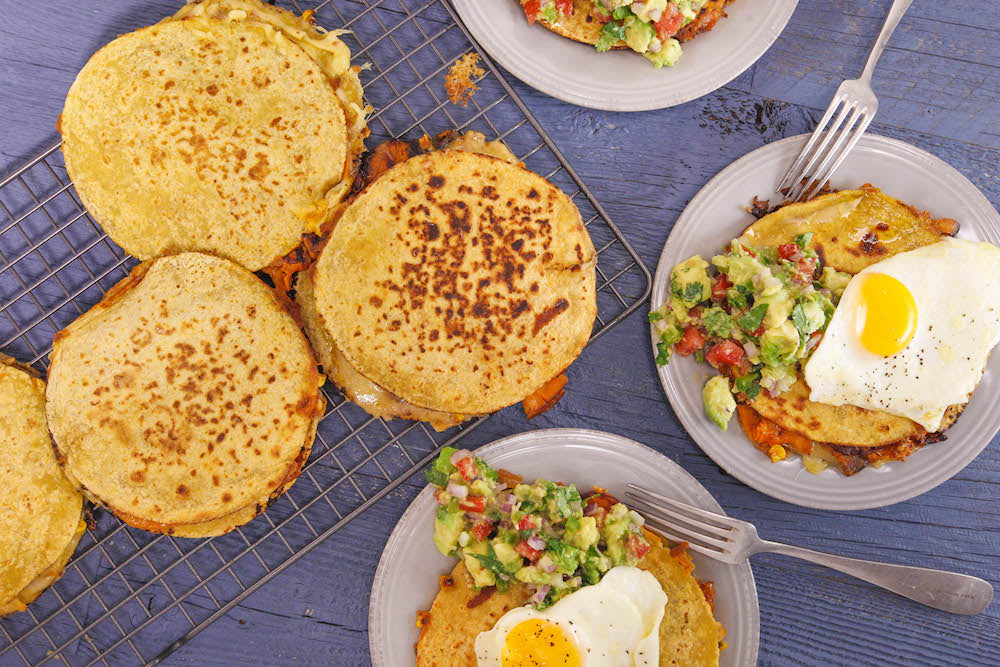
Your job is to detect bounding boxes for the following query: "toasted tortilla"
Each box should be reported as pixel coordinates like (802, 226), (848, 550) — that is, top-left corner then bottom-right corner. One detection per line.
(739, 185), (961, 448)
(308, 146), (597, 416)
(1, 355), (85, 616)
(46, 253), (324, 537)
(416, 530), (723, 666)
(60, 0), (367, 271)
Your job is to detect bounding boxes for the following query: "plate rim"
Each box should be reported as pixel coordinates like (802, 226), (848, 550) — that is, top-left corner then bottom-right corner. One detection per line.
(650, 132), (1000, 510)
(450, 0), (800, 112)
(368, 427), (760, 666)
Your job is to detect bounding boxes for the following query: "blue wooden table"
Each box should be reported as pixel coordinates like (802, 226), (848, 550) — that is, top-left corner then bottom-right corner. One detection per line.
(2, 0), (999, 664)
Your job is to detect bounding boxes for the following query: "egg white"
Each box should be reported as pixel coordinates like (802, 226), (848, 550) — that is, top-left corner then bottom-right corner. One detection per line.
(805, 238), (1000, 431)
(474, 566), (668, 666)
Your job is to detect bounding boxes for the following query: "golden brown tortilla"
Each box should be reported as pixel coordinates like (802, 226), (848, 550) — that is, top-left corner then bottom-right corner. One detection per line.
(46, 253), (324, 537)
(310, 149), (597, 415)
(1, 355), (85, 616)
(60, 0), (367, 271)
(416, 530), (724, 666)
(739, 185), (961, 448)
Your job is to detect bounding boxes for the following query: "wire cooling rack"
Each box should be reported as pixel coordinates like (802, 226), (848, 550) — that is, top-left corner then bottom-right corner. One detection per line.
(0, 0), (650, 664)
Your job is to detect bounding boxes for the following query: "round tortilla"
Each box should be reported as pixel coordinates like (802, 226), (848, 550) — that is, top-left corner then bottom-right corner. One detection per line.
(60, 0), (367, 271)
(46, 253), (324, 537)
(311, 149), (597, 415)
(1, 356), (85, 615)
(416, 530), (724, 665)
(740, 186), (962, 446)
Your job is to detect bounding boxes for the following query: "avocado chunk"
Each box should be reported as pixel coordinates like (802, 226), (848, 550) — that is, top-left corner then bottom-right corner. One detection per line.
(644, 38), (683, 68)
(432, 506), (464, 556)
(703, 375), (736, 431)
(820, 266), (852, 299)
(760, 320), (800, 366)
(671, 255), (712, 306)
(712, 249), (768, 287)
(623, 17), (655, 53)
(565, 516), (600, 551)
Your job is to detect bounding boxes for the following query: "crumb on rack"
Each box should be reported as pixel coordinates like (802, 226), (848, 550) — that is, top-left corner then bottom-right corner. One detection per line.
(445, 53), (485, 107)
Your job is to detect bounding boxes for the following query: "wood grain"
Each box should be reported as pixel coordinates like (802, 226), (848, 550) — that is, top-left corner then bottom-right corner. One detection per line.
(1, 0), (998, 665)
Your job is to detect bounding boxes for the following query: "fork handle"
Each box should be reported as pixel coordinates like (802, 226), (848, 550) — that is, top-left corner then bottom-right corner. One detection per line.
(757, 540), (993, 615)
(859, 0), (914, 82)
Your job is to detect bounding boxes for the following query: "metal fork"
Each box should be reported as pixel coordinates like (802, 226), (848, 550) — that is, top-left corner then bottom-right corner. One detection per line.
(625, 484), (994, 615)
(776, 0), (914, 202)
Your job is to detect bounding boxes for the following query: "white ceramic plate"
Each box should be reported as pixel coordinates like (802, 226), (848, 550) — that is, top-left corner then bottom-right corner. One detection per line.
(651, 133), (1000, 510)
(450, 0), (798, 111)
(369, 428), (759, 666)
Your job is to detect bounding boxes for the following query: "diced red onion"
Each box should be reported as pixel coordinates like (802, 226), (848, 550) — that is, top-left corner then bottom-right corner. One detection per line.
(526, 535), (547, 551)
(530, 585), (551, 605)
(465, 512), (488, 521)
(569, 500), (582, 515)
(743, 341), (759, 359)
(584, 503), (600, 516)
(500, 501), (513, 513)
(446, 482), (468, 498)
(494, 482), (508, 493)
(539, 556), (556, 573)
(566, 576), (582, 588)
(450, 449), (471, 465)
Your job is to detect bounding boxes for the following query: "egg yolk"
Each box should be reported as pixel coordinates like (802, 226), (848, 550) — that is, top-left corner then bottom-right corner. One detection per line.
(854, 273), (918, 357)
(501, 619), (581, 667)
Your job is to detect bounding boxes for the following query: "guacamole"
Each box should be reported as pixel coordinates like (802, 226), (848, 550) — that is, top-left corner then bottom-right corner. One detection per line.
(650, 235), (851, 424)
(427, 447), (649, 608)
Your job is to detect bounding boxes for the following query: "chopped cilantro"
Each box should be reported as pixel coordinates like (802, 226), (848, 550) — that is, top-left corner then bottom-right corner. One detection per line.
(701, 307), (733, 338)
(735, 303), (769, 333)
(595, 21), (626, 51)
(655, 340), (671, 366)
(648, 310), (663, 323)
(612, 6), (632, 19)
(735, 373), (761, 400)
(471, 544), (511, 575)
(694, 348), (706, 365)
(795, 232), (814, 249)
(683, 281), (704, 303)
(541, 4), (558, 23)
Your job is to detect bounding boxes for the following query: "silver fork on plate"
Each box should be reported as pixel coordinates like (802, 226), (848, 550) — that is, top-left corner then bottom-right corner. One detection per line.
(776, 0), (914, 202)
(625, 484), (994, 615)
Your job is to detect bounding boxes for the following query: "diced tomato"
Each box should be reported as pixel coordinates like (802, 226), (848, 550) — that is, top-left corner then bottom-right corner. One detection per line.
(627, 534), (651, 559)
(675, 327), (706, 357)
(777, 243), (800, 261)
(458, 496), (486, 513)
(795, 257), (817, 283)
(522, 0), (540, 23)
(433, 488), (449, 505)
(706, 340), (745, 367)
(470, 520), (492, 542)
(711, 274), (732, 302)
(515, 540), (543, 562)
(654, 4), (684, 40)
(455, 456), (476, 481)
(554, 0), (574, 14)
(516, 516), (537, 531)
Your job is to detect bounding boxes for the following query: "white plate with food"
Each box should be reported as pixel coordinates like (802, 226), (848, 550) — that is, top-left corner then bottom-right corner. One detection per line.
(651, 133), (1000, 510)
(368, 428), (758, 666)
(450, 0), (799, 111)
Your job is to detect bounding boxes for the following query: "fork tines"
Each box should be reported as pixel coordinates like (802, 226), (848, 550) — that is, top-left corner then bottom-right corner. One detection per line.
(625, 483), (739, 561)
(776, 79), (878, 203)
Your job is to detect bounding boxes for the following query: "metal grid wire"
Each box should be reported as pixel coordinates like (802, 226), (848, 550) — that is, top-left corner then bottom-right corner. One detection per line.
(0, 0), (651, 664)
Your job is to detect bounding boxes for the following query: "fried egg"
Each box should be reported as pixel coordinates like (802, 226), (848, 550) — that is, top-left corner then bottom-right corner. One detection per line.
(473, 566), (667, 666)
(804, 238), (1000, 431)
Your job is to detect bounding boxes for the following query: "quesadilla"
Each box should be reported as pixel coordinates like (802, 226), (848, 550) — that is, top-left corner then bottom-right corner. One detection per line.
(1, 355), (85, 616)
(739, 186), (961, 474)
(294, 132), (597, 429)
(46, 253), (324, 537)
(416, 531), (724, 666)
(60, 0), (368, 271)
